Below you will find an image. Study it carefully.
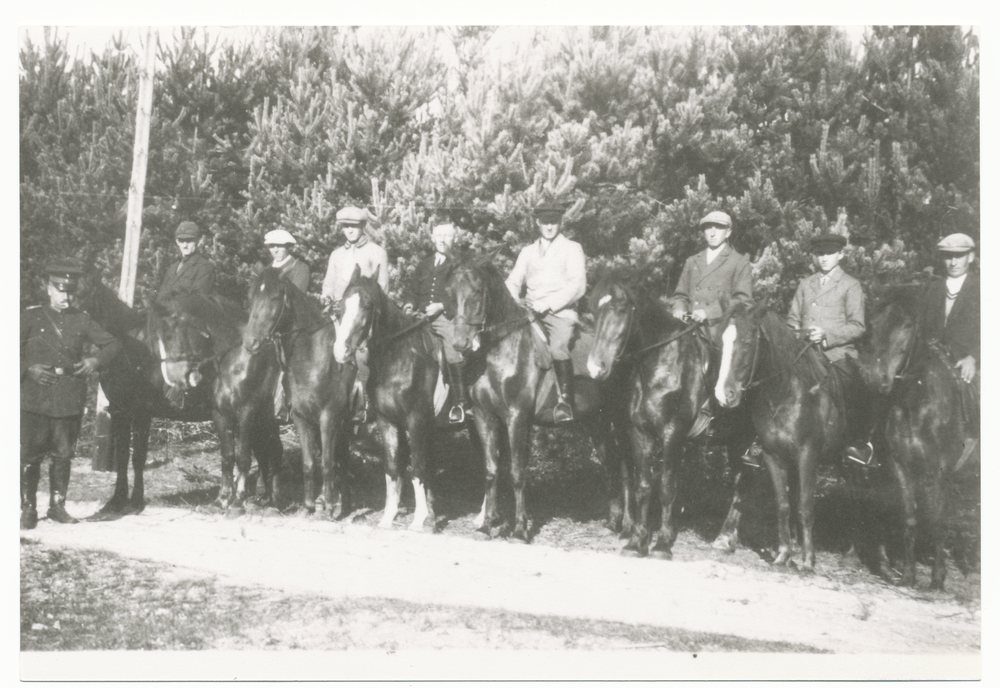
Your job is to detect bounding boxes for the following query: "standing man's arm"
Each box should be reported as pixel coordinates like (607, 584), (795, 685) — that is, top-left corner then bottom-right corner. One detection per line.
(77, 318), (120, 375)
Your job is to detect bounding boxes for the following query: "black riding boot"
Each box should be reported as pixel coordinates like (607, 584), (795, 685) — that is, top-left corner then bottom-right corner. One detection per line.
(448, 363), (472, 424)
(21, 463), (39, 530)
(553, 359), (575, 423)
(47, 457), (78, 524)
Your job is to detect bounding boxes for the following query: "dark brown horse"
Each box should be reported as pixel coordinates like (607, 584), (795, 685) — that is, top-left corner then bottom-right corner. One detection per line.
(448, 258), (631, 542)
(857, 289), (979, 589)
(76, 275), (216, 514)
(244, 267), (356, 517)
(586, 273), (751, 558)
(153, 293), (284, 510)
(334, 266), (445, 531)
(714, 301), (863, 572)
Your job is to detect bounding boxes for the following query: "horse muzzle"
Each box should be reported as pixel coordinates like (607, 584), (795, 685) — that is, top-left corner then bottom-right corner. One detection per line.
(586, 355), (611, 381)
(715, 382), (743, 409)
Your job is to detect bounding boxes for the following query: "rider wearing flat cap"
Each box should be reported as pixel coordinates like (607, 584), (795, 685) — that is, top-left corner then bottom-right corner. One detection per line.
(918, 233), (979, 442)
(157, 221), (218, 305)
(788, 233), (871, 464)
(321, 206), (389, 422)
(264, 229), (311, 293)
(21, 259), (120, 529)
(506, 201), (586, 423)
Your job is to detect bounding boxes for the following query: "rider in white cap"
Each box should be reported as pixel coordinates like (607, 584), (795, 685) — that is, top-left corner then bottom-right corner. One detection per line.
(264, 229), (310, 292)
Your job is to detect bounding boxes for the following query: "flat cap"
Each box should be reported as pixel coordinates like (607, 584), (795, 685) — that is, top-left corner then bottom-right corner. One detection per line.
(699, 211), (732, 229)
(534, 201), (565, 224)
(336, 206), (369, 225)
(810, 233), (847, 254)
(264, 229), (297, 245)
(175, 221), (202, 240)
(936, 233), (975, 253)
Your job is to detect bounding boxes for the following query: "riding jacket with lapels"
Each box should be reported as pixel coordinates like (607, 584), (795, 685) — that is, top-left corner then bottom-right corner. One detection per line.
(403, 253), (453, 314)
(321, 236), (389, 303)
(787, 266), (866, 362)
(272, 256), (311, 293)
(919, 274), (980, 365)
(158, 252), (217, 305)
(671, 244), (753, 322)
(505, 233), (586, 323)
(20, 305), (120, 417)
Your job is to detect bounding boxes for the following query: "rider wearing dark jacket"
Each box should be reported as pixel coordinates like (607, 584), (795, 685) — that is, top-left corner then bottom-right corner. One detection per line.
(157, 222), (217, 305)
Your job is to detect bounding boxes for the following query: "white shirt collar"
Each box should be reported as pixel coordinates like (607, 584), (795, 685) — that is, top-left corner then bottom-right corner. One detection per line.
(272, 255), (293, 269)
(945, 273), (968, 295)
(706, 244), (725, 264)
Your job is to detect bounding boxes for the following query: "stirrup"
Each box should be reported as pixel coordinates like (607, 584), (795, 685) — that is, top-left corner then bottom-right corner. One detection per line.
(553, 399), (574, 423)
(448, 404), (467, 425)
(845, 442), (875, 467)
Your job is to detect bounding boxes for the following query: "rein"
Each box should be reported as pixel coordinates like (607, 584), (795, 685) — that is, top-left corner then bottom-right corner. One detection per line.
(371, 314), (431, 350)
(625, 320), (701, 360)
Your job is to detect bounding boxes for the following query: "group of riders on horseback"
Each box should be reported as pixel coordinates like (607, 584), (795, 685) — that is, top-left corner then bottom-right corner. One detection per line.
(21, 200), (980, 572)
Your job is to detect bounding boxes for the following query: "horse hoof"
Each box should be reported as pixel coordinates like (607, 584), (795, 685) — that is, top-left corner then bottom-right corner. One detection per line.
(378, 518), (395, 530)
(620, 546), (645, 559)
(712, 535), (737, 553)
(650, 548), (673, 561)
(226, 505), (246, 518)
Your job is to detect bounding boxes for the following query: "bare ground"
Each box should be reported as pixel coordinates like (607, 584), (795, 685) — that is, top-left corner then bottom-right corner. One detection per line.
(20, 420), (981, 679)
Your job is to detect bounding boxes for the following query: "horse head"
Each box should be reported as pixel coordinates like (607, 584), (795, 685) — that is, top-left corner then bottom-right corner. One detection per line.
(714, 301), (764, 408)
(244, 268), (292, 354)
(858, 292), (919, 395)
(150, 298), (214, 394)
(448, 261), (490, 355)
(587, 275), (635, 380)
(334, 265), (380, 364)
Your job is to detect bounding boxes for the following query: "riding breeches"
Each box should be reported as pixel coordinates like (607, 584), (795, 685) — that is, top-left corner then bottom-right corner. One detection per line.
(539, 313), (576, 360)
(20, 412), (81, 503)
(430, 314), (464, 365)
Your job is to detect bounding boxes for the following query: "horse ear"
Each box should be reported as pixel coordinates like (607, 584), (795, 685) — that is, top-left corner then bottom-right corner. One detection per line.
(475, 246), (503, 267)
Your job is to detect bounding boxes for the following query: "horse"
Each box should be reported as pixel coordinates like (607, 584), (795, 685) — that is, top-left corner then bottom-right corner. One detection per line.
(152, 293), (284, 510)
(713, 301), (867, 572)
(857, 289), (979, 589)
(75, 274), (216, 514)
(586, 273), (752, 558)
(448, 257), (631, 542)
(334, 265), (446, 531)
(243, 267), (356, 517)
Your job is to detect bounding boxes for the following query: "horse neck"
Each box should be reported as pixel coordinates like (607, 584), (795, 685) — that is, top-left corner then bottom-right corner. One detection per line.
(484, 267), (526, 325)
(756, 310), (825, 393)
(284, 283), (327, 339)
(82, 284), (143, 338)
(632, 295), (683, 351)
(370, 291), (417, 348)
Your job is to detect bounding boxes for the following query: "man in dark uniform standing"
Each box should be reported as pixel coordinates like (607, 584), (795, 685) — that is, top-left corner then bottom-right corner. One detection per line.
(21, 259), (120, 529)
(403, 222), (471, 423)
(157, 221), (218, 304)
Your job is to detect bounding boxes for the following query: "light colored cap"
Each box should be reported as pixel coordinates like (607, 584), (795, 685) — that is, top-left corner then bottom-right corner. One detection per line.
(936, 233), (975, 253)
(264, 229), (296, 245)
(698, 211), (732, 229)
(336, 206), (369, 225)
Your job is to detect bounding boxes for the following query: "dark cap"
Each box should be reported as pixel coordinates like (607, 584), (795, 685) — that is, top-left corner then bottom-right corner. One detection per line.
(46, 258), (84, 292)
(175, 221), (202, 240)
(534, 201), (565, 224)
(810, 233), (847, 255)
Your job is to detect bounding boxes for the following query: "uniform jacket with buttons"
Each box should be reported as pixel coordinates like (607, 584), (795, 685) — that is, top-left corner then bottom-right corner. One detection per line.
(671, 244), (753, 322)
(321, 237), (389, 302)
(158, 252), (217, 305)
(787, 266), (866, 362)
(403, 253), (454, 314)
(21, 305), (120, 417)
(919, 274), (979, 364)
(505, 233), (586, 322)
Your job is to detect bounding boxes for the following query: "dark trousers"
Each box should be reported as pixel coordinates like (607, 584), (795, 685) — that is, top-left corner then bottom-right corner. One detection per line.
(21, 411), (81, 509)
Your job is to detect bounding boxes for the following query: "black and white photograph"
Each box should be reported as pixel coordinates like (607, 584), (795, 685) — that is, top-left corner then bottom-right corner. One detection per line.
(17, 16), (982, 682)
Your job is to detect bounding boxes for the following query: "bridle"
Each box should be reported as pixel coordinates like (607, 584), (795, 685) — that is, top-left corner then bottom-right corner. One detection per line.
(454, 281), (535, 348)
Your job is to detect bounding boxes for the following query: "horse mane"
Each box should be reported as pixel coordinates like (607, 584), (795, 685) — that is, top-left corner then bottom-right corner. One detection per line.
(744, 303), (829, 390)
(255, 267), (329, 333)
(590, 270), (688, 342)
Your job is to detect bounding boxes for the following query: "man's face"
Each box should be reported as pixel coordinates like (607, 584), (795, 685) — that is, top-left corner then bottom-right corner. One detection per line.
(536, 220), (561, 241)
(702, 224), (732, 249)
(176, 238), (198, 258)
(814, 250), (843, 274)
(943, 250), (974, 278)
(341, 223), (363, 244)
(433, 228), (456, 255)
(47, 279), (74, 311)
(268, 245), (291, 262)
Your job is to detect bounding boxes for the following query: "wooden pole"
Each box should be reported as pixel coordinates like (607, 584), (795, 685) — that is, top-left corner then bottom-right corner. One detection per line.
(93, 27), (157, 471)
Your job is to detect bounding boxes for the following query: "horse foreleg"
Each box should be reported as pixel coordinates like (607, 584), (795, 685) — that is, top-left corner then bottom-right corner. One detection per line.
(296, 417), (321, 513)
(928, 454), (948, 590)
(377, 420), (402, 528)
(714, 436), (752, 552)
(318, 410), (344, 519)
(127, 414), (151, 514)
(407, 414), (434, 532)
(590, 414), (629, 536)
(763, 450), (794, 567)
(251, 415), (283, 506)
(508, 410), (532, 542)
(471, 413), (502, 532)
(100, 411), (132, 514)
(796, 445), (819, 573)
(651, 426), (683, 560)
(623, 426), (656, 557)
(889, 428), (919, 587)
(215, 412), (237, 511)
